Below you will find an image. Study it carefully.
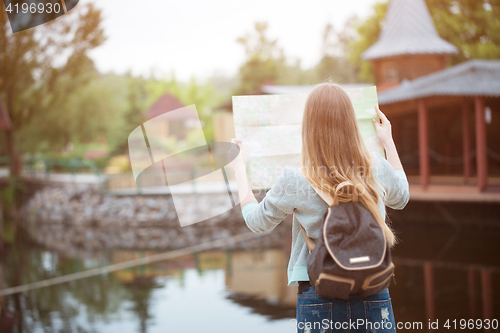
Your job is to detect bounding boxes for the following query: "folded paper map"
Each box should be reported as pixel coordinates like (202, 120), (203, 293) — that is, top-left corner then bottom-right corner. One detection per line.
(232, 86), (384, 189)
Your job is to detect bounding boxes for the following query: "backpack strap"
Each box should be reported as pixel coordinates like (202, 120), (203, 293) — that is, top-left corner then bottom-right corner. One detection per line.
(300, 226), (316, 253)
(297, 168), (360, 253)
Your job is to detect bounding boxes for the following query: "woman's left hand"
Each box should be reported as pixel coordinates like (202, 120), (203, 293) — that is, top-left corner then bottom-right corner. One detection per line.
(229, 138), (248, 171)
(372, 105), (394, 148)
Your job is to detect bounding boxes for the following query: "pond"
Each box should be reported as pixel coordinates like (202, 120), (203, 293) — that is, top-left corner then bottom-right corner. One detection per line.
(1, 215), (500, 332)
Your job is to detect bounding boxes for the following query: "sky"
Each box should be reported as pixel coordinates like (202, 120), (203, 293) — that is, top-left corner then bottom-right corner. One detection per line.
(82, 0), (379, 81)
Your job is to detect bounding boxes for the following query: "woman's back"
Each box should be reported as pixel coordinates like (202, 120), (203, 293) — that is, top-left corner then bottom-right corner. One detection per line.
(242, 151), (409, 287)
(232, 83), (410, 332)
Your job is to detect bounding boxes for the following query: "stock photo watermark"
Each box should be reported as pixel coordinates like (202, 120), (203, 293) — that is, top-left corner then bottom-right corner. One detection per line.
(128, 105), (244, 227)
(127, 104), (377, 227)
(289, 318), (499, 331)
(4, 0), (79, 32)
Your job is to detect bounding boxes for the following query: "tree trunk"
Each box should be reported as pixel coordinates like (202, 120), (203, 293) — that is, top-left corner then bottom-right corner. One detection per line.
(0, 97), (19, 178)
(5, 128), (20, 178)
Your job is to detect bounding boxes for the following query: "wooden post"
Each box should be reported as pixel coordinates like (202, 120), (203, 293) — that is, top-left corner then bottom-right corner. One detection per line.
(418, 99), (430, 189)
(462, 101), (472, 184)
(424, 262), (435, 331)
(474, 97), (488, 191)
(481, 268), (493, 331)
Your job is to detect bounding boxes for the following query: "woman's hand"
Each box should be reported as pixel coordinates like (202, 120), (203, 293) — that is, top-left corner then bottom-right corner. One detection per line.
(372, 105), (394, 148)
(373, 106), (404, 170)
(229, 138), (248, 172)
(229, 138), (257, 207)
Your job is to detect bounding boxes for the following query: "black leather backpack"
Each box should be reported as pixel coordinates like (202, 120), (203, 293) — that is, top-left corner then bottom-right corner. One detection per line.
(299, 172), (395, 300)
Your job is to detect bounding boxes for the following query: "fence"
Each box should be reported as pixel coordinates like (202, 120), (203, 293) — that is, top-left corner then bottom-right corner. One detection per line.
(104, 166), (233, 195)
(0, 156), (100, 179)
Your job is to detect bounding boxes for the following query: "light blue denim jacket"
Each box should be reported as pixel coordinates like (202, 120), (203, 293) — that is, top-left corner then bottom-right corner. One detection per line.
(242, 152), (410, 286)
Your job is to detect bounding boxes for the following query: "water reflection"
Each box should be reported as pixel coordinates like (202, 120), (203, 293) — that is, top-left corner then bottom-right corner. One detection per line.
(226, 249), (296, 319)
(1, 221), (500, 332)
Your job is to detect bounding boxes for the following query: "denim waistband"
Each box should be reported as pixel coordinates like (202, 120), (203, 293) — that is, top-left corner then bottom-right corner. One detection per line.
(297, 285), (390, 302)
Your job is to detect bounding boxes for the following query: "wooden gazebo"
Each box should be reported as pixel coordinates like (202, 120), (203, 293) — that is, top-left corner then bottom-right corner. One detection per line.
(377, 60), (500, 192)
(363, 0), (500, 193)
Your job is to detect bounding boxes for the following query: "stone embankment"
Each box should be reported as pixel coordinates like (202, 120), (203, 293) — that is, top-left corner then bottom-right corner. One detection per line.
(21, 184), (289, 257)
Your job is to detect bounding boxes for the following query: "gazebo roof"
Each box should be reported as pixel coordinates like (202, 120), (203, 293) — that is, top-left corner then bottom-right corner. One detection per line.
(378, 60), (500, 104)
(362, 0), (458, 60)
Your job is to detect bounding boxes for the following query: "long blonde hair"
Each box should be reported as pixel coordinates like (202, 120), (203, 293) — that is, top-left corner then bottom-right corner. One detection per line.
(301, 83), (396, 247)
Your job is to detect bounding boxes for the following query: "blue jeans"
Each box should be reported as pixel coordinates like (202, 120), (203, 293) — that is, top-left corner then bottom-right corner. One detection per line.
(296, 286), (396, 333)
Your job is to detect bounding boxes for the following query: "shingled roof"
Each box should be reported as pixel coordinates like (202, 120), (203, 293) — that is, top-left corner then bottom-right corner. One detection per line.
(362, 0), (458, 60)
(378, 59), (500, 104)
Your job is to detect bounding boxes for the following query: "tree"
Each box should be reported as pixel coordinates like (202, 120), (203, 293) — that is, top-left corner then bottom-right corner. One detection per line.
(347, 0), (500, 82)
(234, 22), (286, 94)
(347, 1), (388, 83)
(0, 3), (105, 173)
(314, 22), (357, 83)
(427, 0), (500, 63)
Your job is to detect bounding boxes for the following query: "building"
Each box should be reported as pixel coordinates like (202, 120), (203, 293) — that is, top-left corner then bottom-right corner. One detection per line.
(361, 0), (458, 92)
(215, 0), (500, 200)
(362, 0), (500, 193)
(145, 93), (198, 140)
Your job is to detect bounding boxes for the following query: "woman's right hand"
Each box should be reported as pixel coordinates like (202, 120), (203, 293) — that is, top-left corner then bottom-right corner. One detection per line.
(373, 105), (394, 148)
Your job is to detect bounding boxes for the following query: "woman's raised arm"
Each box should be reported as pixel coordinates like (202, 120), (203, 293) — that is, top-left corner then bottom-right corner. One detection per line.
(230, 139), (258, 208)
(373, 105), (404, 171)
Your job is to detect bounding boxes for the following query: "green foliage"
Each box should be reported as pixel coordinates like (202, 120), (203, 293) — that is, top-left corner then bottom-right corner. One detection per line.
(1, 177), (26, 213)
(178, 79), (221, 142)
(106, 74), (150, 156)
(234, 22), (287, 94)
(236, 54), (282, 93)
(234, 21), (359, 91)
(2, 218), (16, 243)
(428, 0), (500, 63)
(314, 22), (358, 83)
(19, 71), (128, 154)
(0, 3), (106, 154)
(1, 180), (15, 211)
(278, 60), (316, 85)
(347, 1), (389, 83)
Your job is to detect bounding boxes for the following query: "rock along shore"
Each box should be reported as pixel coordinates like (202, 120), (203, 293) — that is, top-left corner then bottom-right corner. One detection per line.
(21, 184), (290, 258)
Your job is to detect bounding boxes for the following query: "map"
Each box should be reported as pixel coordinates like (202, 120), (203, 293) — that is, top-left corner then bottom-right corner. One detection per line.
(232, 86), (384, 189)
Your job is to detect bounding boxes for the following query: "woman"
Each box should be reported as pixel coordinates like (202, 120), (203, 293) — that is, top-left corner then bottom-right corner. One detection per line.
(231, 83), (409, 332)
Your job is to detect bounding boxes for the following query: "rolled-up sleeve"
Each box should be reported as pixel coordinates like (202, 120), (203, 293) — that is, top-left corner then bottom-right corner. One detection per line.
(383, 165), (410, 210)
(242, 171), (294, 233)
(372, 153), (410, 210)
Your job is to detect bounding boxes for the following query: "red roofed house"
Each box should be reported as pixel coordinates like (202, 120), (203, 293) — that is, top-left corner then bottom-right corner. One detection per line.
(145, 93), (199, 140)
